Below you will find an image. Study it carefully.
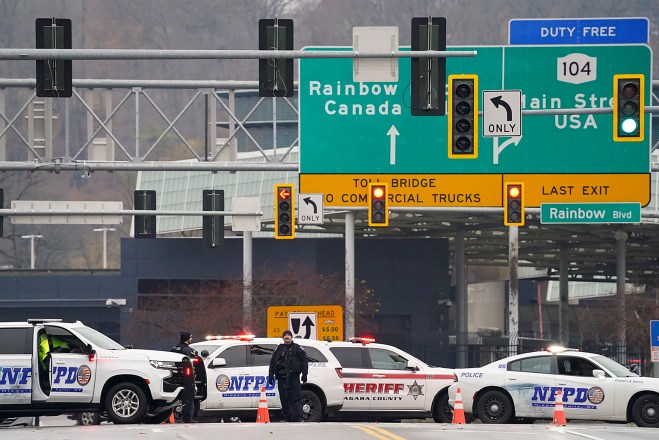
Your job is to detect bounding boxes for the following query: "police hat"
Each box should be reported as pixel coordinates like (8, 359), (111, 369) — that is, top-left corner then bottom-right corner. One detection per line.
(180, 331), (192, 343)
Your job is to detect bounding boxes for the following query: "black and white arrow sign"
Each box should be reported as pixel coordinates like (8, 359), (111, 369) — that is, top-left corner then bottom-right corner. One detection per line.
(298, 193), (324, 225)
(482, 90), (522, 138)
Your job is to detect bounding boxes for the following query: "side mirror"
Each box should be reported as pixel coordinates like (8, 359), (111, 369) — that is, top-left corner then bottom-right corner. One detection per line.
(406, 361), (420, 372)
(210, 357), (227, 369)
(85, 344), (94, 355)
(201, 350), (209, 358)
(592, 369), (606, 379)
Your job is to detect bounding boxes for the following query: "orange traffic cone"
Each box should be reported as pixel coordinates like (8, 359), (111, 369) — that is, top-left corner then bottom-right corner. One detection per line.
(552, 390), (566, 426)
(162, 410), (175, 424)
(452, 387), (466, 425)
(256, 386), (270, 423)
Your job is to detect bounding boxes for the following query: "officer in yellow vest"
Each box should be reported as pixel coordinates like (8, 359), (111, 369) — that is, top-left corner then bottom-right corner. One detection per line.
(38, 333), (70, 369)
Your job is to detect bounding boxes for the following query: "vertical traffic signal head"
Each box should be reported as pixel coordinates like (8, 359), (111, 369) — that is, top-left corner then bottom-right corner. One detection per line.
(35, 18), (72, 98)
(258, 19), (294, 97)
(134, 190), (157, 238)
(613, 74), (644, 142)
(504, 183), (524, 227)
(410, 16), (446, 116)
(202, 189), (224, 248)
(368, 183), (389, 227)
(275, 184), (295, 239)
(448, 74), (478, 158)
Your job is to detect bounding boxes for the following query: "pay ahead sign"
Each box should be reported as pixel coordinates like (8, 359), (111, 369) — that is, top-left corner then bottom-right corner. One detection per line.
(482, 90), (522, 137)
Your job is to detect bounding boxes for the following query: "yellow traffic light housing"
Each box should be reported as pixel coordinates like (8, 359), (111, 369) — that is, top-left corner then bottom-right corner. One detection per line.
(613, 74), (644, 142)
(448, 74), (478, 159)
(274, 184), (295, 239)
(504, 183), (524, 227)
(368, 183), (389, 227)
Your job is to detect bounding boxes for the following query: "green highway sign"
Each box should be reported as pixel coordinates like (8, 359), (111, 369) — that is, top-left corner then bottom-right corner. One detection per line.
(298, 45), (652, 207)
(540, 202), (641, 224)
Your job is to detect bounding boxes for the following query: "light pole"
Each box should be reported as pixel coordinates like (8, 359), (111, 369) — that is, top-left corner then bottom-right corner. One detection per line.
(21, 234), (43, 269)
(93, 227), (116, 269)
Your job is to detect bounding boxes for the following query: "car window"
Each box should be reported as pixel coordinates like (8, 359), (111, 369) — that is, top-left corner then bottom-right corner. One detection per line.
(44, 326), (87, 353)
(303, 346), (328, 363)
(0, 327), (31, 354)
(508, 356), (551, 374)
(250, 344), (277, 367)
(367, 348), (409, 370)
(218, 345), (247, 368)
(557, 356), (597, 377)
(330, 347), (364, 368)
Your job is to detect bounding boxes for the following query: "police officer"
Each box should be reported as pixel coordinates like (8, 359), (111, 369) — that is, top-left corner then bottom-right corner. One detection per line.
(172, 331), (198, 423)
(268, 330), (308, 422)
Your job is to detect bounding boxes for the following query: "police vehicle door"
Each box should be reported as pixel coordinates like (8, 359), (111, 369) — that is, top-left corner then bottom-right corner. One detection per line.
(204, 345), (255, 410)
(44, 326), (95, 403)
(0, 326), (32, 405)
(366, 347), (424, 410)
(249, 344), (279, 409)
(555, 355), (614, 417)
(505, 355), (554, 418)
(329, 346), (370, 411)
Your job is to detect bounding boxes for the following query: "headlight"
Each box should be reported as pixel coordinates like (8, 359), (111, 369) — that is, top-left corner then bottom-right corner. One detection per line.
(149, 360), (178, 370)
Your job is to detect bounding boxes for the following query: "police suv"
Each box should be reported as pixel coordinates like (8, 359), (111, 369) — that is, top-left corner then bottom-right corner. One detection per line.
(327, 338), (455, 423)
(190, 335), (344, 422)
(449, 347), (659, 427)
(0, 319), (195, 425)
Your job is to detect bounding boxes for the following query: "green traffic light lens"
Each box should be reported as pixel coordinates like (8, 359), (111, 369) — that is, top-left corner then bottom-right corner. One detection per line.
(621, 118), (639, 134)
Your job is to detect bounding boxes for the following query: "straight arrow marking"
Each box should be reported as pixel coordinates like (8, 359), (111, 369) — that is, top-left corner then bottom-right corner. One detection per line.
(387, 125), (399, 165)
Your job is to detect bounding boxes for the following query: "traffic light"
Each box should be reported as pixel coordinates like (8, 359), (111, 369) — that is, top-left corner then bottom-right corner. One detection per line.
(35, 18), (72, 98)
(259, 18), (294, 97)
(202, 189), (224, 248)
(134, 190), (156, 239)
(274, 184), (295, 239)
(410, 16), (446, 116)
(504, 183), (524, 227)
(448, 74), (478, 158)
(368, 183), (389, 227)
(613, 74), (644, 142)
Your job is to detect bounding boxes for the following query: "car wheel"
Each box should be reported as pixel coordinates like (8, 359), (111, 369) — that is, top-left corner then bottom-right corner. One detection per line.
(432, 393), (452, 423)
(77, 411), (101, 425)
(141, 410), (173, 424)
(477, 390), (513, 424)
(632, 394), (659, 427)
(104, 382), (149, 424)
(301, 389), (323, 422)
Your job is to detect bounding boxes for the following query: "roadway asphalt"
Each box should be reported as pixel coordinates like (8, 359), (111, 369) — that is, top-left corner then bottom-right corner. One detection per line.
(1, 417), (658, 440)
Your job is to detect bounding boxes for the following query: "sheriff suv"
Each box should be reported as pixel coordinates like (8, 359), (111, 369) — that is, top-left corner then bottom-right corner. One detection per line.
(190, 335), (344, 422)
(0, 319), (196, 425)
(327, 337), (455, 423)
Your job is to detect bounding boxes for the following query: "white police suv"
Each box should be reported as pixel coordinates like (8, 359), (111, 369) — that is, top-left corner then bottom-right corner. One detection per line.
(448, 346), (659, 427)
(190, 335), (344, 422)
(0, 319), (196, 425)
(327, 338), (455, 422)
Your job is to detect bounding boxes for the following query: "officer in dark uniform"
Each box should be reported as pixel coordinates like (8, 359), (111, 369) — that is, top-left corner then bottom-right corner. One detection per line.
(268, 330), (308, 422)
(172, 331), (198, 423)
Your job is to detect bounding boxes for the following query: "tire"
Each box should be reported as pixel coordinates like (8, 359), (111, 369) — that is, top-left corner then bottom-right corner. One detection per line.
(104, 382), (149, 424)
(77, 411), (101, 425)
(432, 393), (452, 423)
(300, 389), (323, 422)
(477, 390), (513, 424)
(141, 410), (173, 425)
(631, 393), (659, 428)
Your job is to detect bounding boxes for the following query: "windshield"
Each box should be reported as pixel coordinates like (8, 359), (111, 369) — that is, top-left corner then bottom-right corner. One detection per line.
(591, 355), (638, 377)
(73, 326), (125, 350)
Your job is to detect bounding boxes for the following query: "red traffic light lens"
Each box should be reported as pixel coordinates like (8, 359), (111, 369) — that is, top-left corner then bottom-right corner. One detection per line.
(508, 185), (521, 199)
(621, 82), (638, 98)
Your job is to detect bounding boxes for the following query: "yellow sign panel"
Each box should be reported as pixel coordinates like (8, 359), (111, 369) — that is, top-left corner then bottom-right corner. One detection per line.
(300, 173), (650, 208)
(267, 305), (343, 341)
(299, 174), (502, 207)
(506, 173), (651, 207)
